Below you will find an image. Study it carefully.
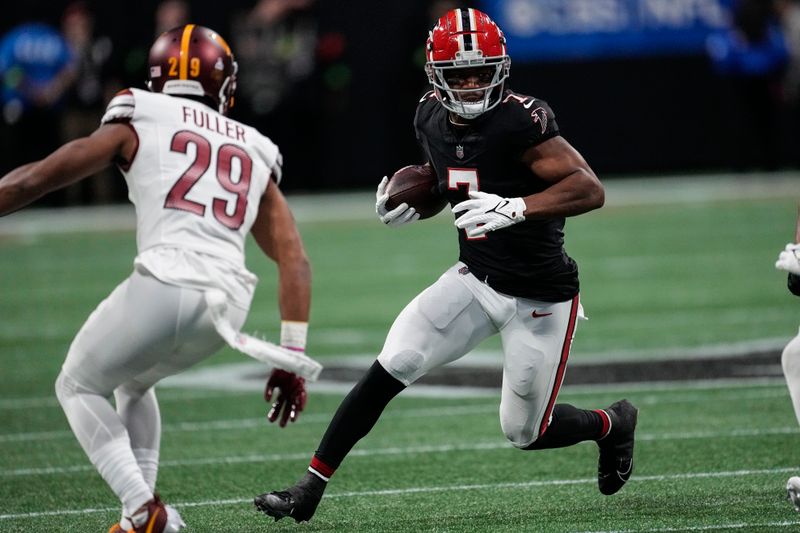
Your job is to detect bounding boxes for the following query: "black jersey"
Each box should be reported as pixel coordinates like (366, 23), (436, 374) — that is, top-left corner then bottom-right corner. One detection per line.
(414, 89), (579, 301)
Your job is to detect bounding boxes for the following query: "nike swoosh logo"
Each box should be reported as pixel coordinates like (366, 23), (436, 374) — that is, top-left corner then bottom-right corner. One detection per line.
(531, 310), (553, 318)
(523, 99), (536, 108)
(617, 460), (633, 479)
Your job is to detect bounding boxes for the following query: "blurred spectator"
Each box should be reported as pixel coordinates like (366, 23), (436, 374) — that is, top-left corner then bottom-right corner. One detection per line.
(0, 19), (76, 177)
(119, 0), (190, 93)
(59, 1), (119, 204)
(154, 0), (189, 35)
(776, 0), (800, 164)
(233, 0), (316, 116)
(230, 0), (319, 189)
(706, 0), (789, 170)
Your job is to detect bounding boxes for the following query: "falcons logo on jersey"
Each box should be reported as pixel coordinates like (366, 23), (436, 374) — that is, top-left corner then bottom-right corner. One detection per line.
(530, 107), (548, 135)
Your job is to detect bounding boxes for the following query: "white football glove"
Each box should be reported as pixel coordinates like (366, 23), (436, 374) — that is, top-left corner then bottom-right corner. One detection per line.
(375, 176), (420, 227)
(776, 242), (800, 275)
(452, 191), (526, 238)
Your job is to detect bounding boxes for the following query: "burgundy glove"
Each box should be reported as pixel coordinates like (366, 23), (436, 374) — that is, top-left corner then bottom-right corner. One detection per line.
(265, 368), (307, 427)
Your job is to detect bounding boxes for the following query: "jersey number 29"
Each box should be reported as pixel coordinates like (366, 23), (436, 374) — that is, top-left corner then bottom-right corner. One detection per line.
(165, 130), (252, 230)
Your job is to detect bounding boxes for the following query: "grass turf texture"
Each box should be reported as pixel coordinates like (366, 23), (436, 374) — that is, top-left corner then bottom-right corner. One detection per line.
(1, 178), (799, 531)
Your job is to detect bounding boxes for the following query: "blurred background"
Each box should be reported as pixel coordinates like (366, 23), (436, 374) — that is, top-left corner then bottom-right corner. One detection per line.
(1, 0), (799, 203)
(2, 7), (800, 527)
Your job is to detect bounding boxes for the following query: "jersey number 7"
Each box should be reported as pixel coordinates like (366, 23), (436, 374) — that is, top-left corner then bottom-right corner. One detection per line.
(165, 130), (252, 230)
(447, 167), (487, 241)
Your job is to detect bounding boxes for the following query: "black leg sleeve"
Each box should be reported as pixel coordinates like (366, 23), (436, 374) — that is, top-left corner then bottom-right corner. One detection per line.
(314, 360), (406, 469)
(524, 403), (604, 450)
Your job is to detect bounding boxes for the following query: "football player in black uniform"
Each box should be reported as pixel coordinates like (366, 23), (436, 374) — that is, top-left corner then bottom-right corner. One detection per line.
(255, 8), (638, 523)
(775, 209), (800, 510)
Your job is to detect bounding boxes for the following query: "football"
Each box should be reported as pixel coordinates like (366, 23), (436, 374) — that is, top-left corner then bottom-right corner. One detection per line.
(384, 164), (447, 220)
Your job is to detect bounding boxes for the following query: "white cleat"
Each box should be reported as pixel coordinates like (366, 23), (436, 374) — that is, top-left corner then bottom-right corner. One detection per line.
(787, 476), (800, 512)
(164, 504), (186, 532)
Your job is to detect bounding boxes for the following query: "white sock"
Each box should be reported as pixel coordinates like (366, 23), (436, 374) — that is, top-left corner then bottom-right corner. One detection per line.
(119, 514), (133, 531)
(90, 438), (152, 513)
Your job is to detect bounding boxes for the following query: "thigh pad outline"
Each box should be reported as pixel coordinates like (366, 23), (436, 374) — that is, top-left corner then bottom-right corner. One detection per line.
(418, 275), (475, 331)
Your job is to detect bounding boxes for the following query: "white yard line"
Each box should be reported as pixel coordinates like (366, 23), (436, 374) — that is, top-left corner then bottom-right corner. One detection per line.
(3, 425), (798, 477)
(0, 373), (788, 412)
(0, 388), (253, 410)
(579, 521), (800, 533)
(1, 466), (799, 523)
(0, 380), (790, 443)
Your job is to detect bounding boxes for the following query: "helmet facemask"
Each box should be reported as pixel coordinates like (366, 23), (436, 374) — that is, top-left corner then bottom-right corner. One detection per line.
(426, 51), (510, 119)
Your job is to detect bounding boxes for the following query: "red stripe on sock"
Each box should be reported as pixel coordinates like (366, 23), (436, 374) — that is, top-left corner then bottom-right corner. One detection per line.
(309, 456), (335, 478)
(594, 409), (611, 439)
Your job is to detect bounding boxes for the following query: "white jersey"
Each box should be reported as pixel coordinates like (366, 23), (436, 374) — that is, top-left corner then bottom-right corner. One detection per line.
(101, 88), (282, 307)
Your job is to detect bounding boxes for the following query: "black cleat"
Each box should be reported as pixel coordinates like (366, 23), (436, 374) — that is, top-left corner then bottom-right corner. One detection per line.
(254, 471), (326, 523)
(597, 399), (638, 496)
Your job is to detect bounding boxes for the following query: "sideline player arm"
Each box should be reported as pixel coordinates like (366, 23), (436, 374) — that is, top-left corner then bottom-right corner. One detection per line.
(520, 136), (605, 218)
(0, 123), (135, 216)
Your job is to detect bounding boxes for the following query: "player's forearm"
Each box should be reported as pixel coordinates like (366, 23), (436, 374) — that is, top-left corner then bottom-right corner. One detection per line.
(522, 169), (604, 218)
(277, 252), (312, 322)
(1, 135), (118, 216)
(0, 162), (49, 216)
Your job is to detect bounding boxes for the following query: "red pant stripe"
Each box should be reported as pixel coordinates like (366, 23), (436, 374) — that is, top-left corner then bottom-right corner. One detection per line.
(538, 294), (579, 437)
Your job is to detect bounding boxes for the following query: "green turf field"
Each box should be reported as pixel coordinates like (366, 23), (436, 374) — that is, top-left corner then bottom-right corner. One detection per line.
(1, 174), (799, 531)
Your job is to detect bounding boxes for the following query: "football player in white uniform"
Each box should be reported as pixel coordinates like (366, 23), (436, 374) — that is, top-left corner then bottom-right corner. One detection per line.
(775, 207), (800, 511)
(0, 25), (317, 533)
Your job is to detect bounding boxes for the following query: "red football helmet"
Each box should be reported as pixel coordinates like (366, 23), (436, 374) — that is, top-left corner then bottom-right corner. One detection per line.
(147, 24), (238, 115)
(425, 8), (510, 118)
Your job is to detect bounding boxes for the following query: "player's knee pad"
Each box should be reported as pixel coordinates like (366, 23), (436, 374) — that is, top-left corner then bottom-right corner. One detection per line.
(55, 370), (94, 405)
(500, 412), (537, 449)
(377, 349), (427, 386)
(54, 370), (76, 406)
(55, 369), (102, 402)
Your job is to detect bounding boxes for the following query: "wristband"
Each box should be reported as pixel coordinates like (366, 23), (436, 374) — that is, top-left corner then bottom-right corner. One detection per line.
(280, 320), (308, 352)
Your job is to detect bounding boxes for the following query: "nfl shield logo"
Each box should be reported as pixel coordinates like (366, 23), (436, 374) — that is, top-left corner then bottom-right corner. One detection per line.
(456, 144), (464, 159)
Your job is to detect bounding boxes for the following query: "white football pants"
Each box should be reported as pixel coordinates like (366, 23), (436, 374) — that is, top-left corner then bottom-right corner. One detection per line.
(377, 262), (581, 448)
(782, 326), (800, 426)
(55, 270), (247, 513)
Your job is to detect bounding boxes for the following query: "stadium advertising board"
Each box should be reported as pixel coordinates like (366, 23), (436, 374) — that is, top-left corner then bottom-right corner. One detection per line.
(480, 0), (736, 61)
